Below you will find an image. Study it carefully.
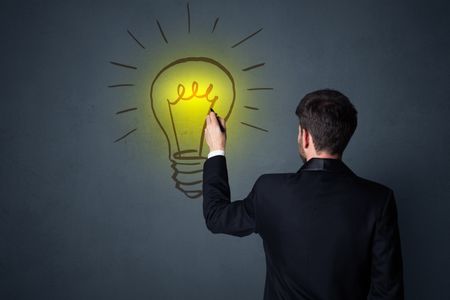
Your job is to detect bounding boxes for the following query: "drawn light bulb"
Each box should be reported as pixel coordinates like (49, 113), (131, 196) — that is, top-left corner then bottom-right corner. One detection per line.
(150, 57), (235, 199)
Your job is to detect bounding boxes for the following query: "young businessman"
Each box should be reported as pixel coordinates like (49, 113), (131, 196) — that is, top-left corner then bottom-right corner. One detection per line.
(203, 89), (404, 300)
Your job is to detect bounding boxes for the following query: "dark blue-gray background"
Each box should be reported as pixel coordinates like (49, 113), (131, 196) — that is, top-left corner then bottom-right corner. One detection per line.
(1, 0), (449, 299)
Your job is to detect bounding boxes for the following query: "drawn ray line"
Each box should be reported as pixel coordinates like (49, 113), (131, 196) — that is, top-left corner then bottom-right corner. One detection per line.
(231, 28), (263, 48)
(108, 84), (135, 88)
(126, 29), (145, 49)
(240, 121), (268, 132)
(109, 61), (137, 70)
(114, 128), (137, 143)
(187, 2), (191, 33)
(243, 105), (259, 110)
(116, 107), (138, 114)
(156, 20), (169, 44)
(211, 17), (219, 33)
(242, 62), (265, 72)
(247, 87), (273, 91)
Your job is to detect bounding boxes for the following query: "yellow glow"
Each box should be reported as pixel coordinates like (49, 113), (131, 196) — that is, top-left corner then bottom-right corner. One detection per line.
(150, 57), (235, 161)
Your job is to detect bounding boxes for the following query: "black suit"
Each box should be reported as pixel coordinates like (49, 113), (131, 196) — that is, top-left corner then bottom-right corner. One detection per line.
(202, 156), (404, 300)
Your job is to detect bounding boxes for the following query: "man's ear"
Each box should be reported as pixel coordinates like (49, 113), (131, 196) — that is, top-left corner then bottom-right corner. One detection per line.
(302, 128), (309, 148)
(298, 125), (301, 144)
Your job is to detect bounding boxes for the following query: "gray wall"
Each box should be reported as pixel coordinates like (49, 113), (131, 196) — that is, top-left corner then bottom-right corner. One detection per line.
(1, 0), (449, 299)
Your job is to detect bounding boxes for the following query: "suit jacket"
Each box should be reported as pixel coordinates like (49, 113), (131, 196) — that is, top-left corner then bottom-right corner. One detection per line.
(202, 156), (404, 300)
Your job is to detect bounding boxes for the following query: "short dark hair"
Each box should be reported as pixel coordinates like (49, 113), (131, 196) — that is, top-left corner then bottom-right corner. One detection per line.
(295, 89), (357, 156)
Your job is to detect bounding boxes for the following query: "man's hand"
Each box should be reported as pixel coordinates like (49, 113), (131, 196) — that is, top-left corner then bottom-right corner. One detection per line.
(205, 111), (226, 152)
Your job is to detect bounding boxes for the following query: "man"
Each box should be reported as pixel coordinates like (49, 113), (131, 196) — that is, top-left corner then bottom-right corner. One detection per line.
(203, 89), (404, 300)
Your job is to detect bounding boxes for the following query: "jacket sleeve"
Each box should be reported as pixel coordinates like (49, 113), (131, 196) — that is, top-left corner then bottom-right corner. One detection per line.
(369, 189), (405, 299)
(202, 155), (260, 237)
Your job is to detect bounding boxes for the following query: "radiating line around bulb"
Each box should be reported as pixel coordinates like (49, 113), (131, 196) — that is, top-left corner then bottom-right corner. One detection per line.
(114, 128), (137, 143)
(108, 83), (135, 88)
(242, 63), (265, 71)
(231, 28), (263, 48)
(243, 105), (259, 110)
(240, 121), (268, 132)
(156, 20), (169, 44)
(247, 87), (273, 91)
(127, 29), (145, 49)
(187, 3), (191, 33)
(211, 17), (219, 33)
(116, 107), (138, 114)
(109, 61), (137, 70)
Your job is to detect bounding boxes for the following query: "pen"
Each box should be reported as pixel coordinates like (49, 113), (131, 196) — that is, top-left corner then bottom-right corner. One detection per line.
(210, 108), (226, 132)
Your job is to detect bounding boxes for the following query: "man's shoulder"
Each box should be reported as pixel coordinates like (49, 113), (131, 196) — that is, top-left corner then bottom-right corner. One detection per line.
(351, 175), (394, 206)
(353, 175), (393, 193)
(255, 172), (297, 186)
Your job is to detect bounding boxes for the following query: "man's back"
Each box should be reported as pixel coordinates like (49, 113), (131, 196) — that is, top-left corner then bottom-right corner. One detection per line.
(203, 156), (404, 300)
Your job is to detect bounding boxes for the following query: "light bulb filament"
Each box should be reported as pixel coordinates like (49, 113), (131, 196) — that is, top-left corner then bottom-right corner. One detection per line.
(168, 81), (218, 104)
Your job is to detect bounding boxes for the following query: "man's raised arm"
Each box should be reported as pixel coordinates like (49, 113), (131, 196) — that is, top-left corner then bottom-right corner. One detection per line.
(202, 155), (260, 237)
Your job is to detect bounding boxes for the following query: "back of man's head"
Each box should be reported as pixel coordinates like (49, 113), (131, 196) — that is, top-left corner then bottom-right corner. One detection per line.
(295, 89), (358, 156)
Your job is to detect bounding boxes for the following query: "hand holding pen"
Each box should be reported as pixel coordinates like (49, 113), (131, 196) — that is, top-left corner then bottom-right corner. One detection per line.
(204, 107), (226, 152)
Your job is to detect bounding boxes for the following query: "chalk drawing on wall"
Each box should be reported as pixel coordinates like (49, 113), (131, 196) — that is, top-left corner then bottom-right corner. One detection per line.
(108, 2), (272, 199)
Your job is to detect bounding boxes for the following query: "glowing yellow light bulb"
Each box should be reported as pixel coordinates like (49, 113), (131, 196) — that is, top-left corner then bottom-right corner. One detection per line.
(150, 57), (235, 199)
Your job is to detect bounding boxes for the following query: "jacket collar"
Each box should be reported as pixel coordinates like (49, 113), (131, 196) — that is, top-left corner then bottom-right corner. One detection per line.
(297, 157), (355, 175)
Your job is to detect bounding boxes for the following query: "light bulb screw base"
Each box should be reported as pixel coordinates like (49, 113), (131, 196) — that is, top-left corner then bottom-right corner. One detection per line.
(170, 150), (207, 199)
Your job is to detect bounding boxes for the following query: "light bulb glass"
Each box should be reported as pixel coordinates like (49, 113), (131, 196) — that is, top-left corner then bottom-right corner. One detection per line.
(150, 57), (235, 198)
